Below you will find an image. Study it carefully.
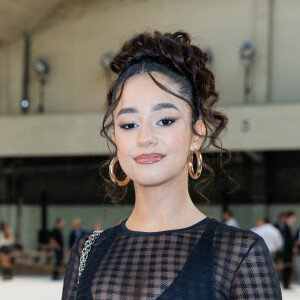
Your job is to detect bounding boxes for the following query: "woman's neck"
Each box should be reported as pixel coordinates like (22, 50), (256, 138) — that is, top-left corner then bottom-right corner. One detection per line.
(125, 174), (206, 232)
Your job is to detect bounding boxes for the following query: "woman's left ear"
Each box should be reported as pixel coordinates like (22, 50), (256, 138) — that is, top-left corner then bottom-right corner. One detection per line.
(190, 120), (206, 152)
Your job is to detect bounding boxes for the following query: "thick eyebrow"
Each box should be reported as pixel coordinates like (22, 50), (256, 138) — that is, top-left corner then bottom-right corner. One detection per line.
(117, 102), (179, 118)
(117, 107), (137, 118)
(151, 102), (179, 112)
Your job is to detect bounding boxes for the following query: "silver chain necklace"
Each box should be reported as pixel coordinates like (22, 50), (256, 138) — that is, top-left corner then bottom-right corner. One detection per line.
(78, 230), (103, 283)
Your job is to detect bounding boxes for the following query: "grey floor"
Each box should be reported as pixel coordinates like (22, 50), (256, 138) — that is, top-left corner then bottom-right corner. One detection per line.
(0, 276), (299, 300)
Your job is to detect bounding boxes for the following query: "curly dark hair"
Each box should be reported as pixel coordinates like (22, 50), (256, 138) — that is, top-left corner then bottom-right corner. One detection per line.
(100, 30), (231, 203)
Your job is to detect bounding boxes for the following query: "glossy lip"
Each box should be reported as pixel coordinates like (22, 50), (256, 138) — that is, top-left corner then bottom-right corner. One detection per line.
(134, 153), (166, 165)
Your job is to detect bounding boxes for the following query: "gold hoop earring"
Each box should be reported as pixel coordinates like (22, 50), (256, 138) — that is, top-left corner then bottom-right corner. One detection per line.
(188, 150), (203, 179)
(109, 156), (130, 186)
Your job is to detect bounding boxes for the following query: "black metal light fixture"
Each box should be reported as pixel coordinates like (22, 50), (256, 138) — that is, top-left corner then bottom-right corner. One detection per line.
(34, 59), (49, 75)
(100, 51), (115, 86)
(239, 41), (256, 104)
(21, 36), (30, 114)
(100, 52), (114, 70)
(33, 58), (50, 113)
(203, 47), (213, 65)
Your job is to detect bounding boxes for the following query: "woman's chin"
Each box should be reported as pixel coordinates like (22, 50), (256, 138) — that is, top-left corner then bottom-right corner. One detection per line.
(134, 181), (165, 188)
(132, 174), (173, 188)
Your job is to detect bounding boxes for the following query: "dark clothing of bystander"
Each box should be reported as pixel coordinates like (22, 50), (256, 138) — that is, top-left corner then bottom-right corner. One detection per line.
(295, 228), (300, 253)
(282, 223), (293, 289)
(51, 228), (64, 249)
(295, 228), (300, 283)
(50, 228), (64, 280)
(69, 230), (86, 249)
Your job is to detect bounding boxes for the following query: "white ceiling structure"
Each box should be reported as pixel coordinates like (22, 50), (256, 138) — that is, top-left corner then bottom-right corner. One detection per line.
(0, 0), (64, 44)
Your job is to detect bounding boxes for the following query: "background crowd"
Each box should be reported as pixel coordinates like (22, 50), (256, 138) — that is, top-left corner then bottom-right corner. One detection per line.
(223, 210), (299, 289)
(1, 210), (300, 290)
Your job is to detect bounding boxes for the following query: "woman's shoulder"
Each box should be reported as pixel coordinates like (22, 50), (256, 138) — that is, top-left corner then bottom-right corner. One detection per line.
(210, 218), (265, 258)
(209, 219), (275, 297)
(212, 219), (261, 242)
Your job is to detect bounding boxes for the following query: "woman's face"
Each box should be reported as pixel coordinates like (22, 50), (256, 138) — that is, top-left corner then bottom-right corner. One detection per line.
(112, 73), (204, 187)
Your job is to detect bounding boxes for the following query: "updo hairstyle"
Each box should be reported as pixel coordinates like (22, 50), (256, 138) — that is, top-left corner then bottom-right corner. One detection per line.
(100, 31), (230, 203)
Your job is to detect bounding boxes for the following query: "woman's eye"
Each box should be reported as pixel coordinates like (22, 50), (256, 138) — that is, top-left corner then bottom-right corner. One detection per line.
(120, 123), (137, 130)
(157, 118), (176, 126)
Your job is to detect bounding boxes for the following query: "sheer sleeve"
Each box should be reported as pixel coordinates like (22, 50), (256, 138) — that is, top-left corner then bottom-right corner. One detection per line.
(62, 235), (88, 300)
(230, 237), (282, 299)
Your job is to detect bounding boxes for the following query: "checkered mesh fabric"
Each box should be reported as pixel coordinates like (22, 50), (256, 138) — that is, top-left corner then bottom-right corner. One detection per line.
(212, 226), (282, 299)
(62, 233), (89, 300)
(62, 218), (282, 300)
(230, 238), (282, 299)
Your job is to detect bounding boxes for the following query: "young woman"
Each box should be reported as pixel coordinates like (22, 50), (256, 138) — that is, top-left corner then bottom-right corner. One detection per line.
(0, 221), (14, 280)
(62, 31), (282, 299)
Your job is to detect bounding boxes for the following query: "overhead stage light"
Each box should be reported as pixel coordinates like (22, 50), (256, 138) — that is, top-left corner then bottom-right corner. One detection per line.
(33, 58), (50, 113)
(33, 59), (49, 75)
(21, 99), (29, 109)
(100, 52), (115, 70)
(239, 41), (256, 104)
(240, 41), (256, 63)
(203, 47), (213, 65)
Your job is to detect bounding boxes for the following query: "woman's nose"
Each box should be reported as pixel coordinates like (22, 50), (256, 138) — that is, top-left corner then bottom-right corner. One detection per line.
(137, 123), (158, 148)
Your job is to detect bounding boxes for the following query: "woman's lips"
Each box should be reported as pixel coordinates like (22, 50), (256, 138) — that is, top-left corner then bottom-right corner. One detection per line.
(134, 153), (165, 165)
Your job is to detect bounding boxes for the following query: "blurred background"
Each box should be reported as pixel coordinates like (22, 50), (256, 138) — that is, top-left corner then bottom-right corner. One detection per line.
(0, 0), (300, 298)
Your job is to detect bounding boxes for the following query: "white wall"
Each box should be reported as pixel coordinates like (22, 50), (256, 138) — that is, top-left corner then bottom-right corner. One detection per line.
(0, 37), (24, 114)
(1, 0), (299, 116)
(0, 103), (299, 157)
(271, 0), (300, 103)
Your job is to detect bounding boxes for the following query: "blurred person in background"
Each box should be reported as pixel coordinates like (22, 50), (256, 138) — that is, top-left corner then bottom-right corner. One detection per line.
(222, 210), (240, 228)
(274, 213), (286, 245)
(294, 223), (300, 284)
(251, 218), (282, 259)
(69, 218), (86, 249)
(92, 221), (102, 231)
(286, 211), (297, 227)
(0, 221), (14, 280)
(274, 213), (286, 284)
(50, 218), (65, 280)
(274, 212), (286, 259)
(279, 211), (297, 289)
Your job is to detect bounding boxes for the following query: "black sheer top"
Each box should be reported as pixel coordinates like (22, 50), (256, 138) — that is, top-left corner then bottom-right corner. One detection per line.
(62, 217), (282, 299)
